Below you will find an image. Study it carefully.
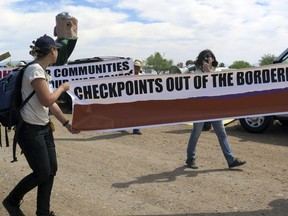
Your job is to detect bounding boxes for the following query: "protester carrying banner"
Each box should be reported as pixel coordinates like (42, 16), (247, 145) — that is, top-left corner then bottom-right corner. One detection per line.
(132, 59), (144, 135)
(2, 34), (80, 216)
(186, 49), (246, 169)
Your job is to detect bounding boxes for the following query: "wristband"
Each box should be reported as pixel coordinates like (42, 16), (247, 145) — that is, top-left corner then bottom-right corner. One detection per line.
(63, 120), (69, 127)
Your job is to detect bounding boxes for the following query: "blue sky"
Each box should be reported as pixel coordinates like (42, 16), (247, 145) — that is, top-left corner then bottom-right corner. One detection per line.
(0, 0), (287, 67)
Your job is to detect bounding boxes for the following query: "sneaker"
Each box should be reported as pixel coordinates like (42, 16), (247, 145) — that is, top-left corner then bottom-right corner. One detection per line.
(2, 196), (25, 216)
(229, 158), (246, 168)
(186, 158), (198, 169)
(133, 129), (142, 135)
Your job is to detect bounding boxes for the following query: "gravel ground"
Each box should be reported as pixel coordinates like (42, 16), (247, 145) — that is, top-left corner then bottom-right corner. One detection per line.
(1, 115), (287, 216)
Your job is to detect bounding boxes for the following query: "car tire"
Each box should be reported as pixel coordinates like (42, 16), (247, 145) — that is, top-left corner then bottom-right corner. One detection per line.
(239, 116), (274, 133)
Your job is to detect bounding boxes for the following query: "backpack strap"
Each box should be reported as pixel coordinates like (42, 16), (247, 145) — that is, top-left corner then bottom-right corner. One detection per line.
(11, 119), (23, 162)
(19, 90), (35, 109)
(5, 127), (9, 147)
(19, 61), (37, 110)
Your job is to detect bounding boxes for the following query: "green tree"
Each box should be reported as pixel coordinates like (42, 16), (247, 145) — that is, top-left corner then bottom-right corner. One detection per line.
(229, 60), (252, 69)
(259, 54), (276, 66)
(144, 52), (173, 74)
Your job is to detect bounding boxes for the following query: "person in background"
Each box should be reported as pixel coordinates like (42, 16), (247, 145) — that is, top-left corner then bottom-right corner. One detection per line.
(17, 60), (27, 68)
(133, 59), (145, 75)
(132, 59), (144, 135)
(186, 49), (246, 169)
(2, 34), (80, 216)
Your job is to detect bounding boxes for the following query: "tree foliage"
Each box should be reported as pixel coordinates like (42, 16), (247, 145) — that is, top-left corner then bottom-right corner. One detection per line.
(229, 60), (252, 69)
(259, 54), (276, 66)
(144, 52), (173, 74)
(142, 51), (280, 72)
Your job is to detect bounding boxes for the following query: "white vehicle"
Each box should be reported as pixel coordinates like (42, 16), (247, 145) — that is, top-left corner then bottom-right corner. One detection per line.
(239, 48), (288, 133)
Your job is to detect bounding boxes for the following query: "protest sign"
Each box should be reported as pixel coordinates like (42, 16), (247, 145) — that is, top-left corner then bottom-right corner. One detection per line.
(0, 57), (133, 82)
(68, 64), (288, 131)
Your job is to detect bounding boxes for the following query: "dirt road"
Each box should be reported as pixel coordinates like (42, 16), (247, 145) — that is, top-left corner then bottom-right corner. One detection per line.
(1, 116), (287, 216)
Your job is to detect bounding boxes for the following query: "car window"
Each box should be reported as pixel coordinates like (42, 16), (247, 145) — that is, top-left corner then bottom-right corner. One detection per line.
(275, 48), (288, 63)
(281, 54), (288, 63)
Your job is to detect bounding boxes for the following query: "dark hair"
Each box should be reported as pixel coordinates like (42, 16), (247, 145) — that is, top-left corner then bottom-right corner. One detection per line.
(29, 41), (52, 59)
(195, 49), (218, 68)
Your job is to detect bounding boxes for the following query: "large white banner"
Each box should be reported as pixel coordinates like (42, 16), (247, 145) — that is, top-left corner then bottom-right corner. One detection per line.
(67, 64), (288, 131)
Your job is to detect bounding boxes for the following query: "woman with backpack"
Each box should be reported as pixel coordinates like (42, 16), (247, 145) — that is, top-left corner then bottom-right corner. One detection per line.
(2, 34), (79, 216)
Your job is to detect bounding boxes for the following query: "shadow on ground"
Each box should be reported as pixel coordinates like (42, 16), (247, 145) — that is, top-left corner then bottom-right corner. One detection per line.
(112, 166), (243, 188)
(125, 198), (287, 216)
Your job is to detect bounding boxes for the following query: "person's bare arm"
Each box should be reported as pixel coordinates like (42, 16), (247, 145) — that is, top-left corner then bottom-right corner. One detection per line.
(31, 78), (69, 107)
(49, 102), (80, 134)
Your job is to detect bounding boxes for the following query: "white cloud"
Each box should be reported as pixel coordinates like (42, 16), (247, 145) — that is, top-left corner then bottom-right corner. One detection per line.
(0, 0), (288, 66)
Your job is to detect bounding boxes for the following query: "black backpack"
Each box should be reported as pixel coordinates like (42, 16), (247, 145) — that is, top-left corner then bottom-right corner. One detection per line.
(0, 62), (36, 162)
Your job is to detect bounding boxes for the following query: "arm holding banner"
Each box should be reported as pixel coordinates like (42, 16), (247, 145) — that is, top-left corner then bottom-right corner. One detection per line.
(49, 102), (80, 134)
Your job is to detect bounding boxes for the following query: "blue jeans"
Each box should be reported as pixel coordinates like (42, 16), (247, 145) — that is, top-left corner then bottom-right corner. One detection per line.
(187, 121), (235, 165)
(9, 122), (57, 215)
